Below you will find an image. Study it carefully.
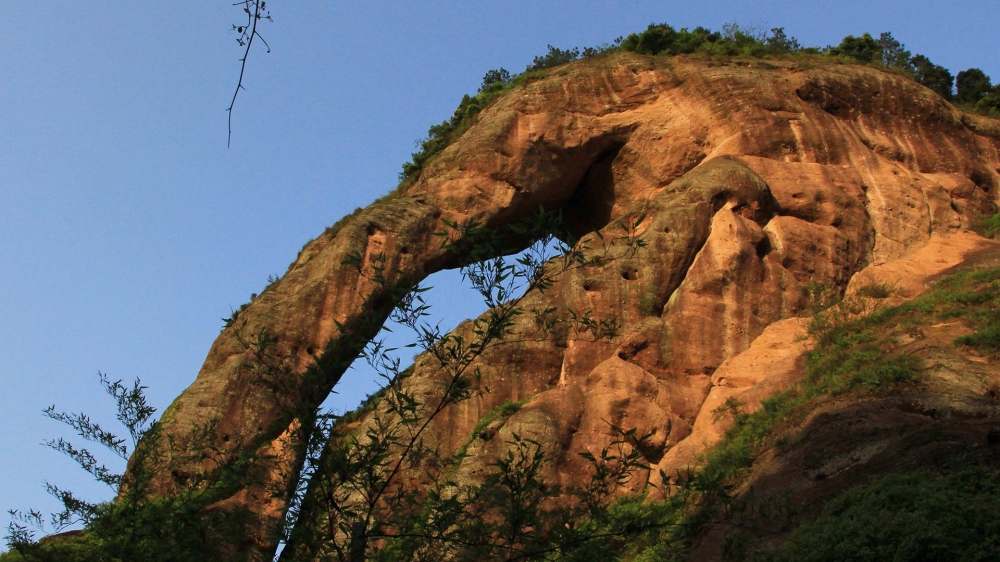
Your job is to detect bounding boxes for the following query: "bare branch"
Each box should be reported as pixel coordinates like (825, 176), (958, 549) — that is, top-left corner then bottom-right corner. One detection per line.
(227, 0), (272, 148)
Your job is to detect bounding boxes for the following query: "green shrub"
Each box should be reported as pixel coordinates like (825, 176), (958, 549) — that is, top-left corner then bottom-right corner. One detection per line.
(980, 214), (1000, 239)
(765, 28), (801, 54)
(876, 32), (913, 69)
(829, 33), (882, 63)
(619, 23), (798, 58)
(470, 398), (529, 441)
(955, 321), (1000, 352)
(911, 54), (955, 99)
(801, 280), (837, 313)
(957, 68), (993, 103)
(620, 24), (721, 55)
(526, 45), (581, 71)
(685, 284), (940, 515)
(685, 264), (1000, 561)
(855, 282), (895, 299)
(827, 33), (954, 98)
(766, 468), (1000, 562)
(697, 391), (801, 487)
(398, 66), (532, 182)
(974, 86), (1000, 115)
(0, 532), (104, 562)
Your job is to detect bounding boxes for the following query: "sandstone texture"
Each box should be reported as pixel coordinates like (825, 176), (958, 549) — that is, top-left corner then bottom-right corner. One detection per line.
(688, 244), (1000, 560)
(144, 52), (1000, 553)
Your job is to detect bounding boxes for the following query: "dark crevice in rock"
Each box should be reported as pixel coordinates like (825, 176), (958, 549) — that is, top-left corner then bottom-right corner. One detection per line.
(969, 167), (996, 192)
(756, 234), (773, 258)
(562, 142), (625, 238)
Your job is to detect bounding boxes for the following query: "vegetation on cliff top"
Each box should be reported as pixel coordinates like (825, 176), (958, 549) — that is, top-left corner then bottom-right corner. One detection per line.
(395, 23), (1000, 190)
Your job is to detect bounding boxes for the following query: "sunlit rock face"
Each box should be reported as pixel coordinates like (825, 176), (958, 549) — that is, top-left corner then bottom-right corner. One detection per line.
(145, 51), (1000, 553)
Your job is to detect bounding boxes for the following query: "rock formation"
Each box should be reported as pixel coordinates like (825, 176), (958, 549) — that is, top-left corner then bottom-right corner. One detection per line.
(145, 52), (1000, 556)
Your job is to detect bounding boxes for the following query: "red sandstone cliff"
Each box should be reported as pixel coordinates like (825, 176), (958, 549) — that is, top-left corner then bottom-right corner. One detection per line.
(144, 52), (1000, 557)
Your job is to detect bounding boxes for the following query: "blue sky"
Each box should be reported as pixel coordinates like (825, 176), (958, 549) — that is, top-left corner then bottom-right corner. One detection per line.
(2, 0), (998, 541)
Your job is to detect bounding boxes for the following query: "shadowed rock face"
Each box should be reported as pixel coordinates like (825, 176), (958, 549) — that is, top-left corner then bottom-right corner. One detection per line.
(144, 52), (1000, 553)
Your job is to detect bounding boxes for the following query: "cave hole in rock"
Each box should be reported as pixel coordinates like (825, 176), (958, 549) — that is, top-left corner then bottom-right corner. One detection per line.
(562, 142), (624, 238)
(755, 234), (773, 258)
(969, 168), (995, 192)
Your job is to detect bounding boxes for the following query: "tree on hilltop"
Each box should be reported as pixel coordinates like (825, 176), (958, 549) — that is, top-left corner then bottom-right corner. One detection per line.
(957, 68), (993, 104)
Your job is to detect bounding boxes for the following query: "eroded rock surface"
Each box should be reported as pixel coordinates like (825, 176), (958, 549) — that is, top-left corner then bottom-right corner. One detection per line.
(687, 244), (1000, 561)
(144, 52), (1000, 553)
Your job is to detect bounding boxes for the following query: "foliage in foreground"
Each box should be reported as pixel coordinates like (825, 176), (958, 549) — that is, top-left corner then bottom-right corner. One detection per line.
(5, 209), (660, 561)
(9, 220), (1000, 560)
(4, 372), (265, 561)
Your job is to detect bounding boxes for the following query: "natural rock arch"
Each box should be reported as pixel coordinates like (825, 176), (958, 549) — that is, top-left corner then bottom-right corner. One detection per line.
(142, 52), (1000, 556)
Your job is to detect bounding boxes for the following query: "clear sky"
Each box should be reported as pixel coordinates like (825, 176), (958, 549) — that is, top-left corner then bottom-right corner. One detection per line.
(2, 0), (998, 541)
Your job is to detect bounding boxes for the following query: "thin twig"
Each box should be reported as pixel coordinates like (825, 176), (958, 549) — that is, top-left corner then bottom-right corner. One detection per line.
(227, 1), (271, 148)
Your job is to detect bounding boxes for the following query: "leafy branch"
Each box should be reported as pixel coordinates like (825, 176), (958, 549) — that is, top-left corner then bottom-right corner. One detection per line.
(7, 373), (158, 546)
